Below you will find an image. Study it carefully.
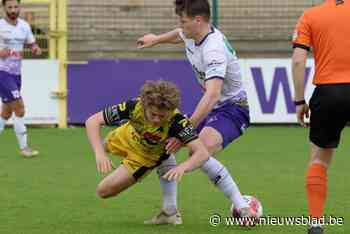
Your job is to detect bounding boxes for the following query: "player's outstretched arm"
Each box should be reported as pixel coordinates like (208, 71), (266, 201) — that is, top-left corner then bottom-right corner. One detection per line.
(137, 28), (183, 49)
(163, 138), (209, 181)
(85, 112), (114, 174)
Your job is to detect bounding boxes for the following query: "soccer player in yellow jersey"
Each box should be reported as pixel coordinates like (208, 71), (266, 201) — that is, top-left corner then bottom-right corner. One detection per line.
(137, 0), (255, 225)
(86, 80), (209, 222)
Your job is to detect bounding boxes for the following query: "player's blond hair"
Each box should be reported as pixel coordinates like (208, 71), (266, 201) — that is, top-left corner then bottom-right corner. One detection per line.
(140, 80), (181, 111)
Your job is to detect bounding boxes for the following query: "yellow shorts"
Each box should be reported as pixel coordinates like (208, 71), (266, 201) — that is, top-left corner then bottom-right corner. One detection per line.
(104, 124), (159, 181)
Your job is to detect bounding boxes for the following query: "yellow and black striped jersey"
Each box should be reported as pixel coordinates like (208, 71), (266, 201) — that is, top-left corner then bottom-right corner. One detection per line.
(102, 98), (198, 157)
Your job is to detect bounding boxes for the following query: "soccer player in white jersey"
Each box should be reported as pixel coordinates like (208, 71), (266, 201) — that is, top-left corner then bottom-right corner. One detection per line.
(137, 0), (256, 225)
(0, 0), (41, 157)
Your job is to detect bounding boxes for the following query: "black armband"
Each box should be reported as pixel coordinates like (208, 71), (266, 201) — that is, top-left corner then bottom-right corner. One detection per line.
(294, 100), (306, 106)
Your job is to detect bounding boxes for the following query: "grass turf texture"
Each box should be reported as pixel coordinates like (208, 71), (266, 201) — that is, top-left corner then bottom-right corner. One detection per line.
(0, 126), (348, 234)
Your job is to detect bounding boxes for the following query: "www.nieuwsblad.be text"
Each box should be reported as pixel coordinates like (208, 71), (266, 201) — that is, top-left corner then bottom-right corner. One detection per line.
(209, 214), (344, 227)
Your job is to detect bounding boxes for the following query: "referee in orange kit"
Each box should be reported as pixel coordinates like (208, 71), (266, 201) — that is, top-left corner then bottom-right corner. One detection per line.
(292, 0), (350, 234)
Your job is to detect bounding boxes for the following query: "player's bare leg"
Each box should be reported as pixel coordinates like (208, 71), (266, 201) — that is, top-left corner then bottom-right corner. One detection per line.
(198, 127), (223, 153)
(308, 143), (333, 167)
(151, 127), (255, 225)
(0, 103), (12, 133)
(10, 99), (38, 157)
(306, 143), (333, 234)
(96, 164), (136, 199)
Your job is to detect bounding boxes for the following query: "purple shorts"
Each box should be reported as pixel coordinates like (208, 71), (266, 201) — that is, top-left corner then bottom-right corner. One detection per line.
(196, 103), (250, 148)
(0, 71), (22, 103)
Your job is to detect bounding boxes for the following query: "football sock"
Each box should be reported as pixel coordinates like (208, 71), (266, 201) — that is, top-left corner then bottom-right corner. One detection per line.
(157, 155), (178, 215)
(0, 116), (6, 133)
(306, 163), (327, 219)
(201, 157), (248, 209)
(13, 116), (28, 150)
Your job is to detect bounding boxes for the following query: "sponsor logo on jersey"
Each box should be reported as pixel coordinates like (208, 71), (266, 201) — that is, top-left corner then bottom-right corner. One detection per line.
(208, 60), (224, 67)
(143, 132), (162, 145)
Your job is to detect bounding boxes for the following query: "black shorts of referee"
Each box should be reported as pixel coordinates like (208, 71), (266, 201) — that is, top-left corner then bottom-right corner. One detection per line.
(309, 83), (350, 148)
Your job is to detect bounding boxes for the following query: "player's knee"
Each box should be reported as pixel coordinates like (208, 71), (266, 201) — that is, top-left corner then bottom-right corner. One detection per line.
(96, 183), (121, 199)
(1, 111), (12, 120)
(309, 145), (333, 168)
(13, 107), (25, 117)
(200, 138), (220, 154)
(96, 185), (111, 199)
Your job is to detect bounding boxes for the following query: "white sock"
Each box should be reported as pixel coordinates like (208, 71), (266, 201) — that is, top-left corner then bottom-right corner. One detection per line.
(201, 157), (249, 209)
(0, 116), (6, 133)
(13, 116), (28, 150)
(157, 155), (178, 215)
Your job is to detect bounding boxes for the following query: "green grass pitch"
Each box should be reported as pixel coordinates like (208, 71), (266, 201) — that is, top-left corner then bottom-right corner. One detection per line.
(0, 126), (348, 234)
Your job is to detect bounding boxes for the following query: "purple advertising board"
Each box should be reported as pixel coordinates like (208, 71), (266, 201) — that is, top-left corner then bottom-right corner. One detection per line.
(67, 60), (202, 124)
(68, 58), (315, 124)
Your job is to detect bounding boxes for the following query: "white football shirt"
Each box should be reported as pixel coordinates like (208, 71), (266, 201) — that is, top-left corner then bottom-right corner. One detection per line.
(179, 27), (248, 108)
(0, 18), (35, 75)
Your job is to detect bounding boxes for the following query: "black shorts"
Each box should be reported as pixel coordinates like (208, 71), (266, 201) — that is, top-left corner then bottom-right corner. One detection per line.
(309, 84), (350, 148)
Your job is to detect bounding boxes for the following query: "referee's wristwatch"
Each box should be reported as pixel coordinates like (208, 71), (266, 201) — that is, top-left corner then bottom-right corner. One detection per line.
(294, 100), (306, 106)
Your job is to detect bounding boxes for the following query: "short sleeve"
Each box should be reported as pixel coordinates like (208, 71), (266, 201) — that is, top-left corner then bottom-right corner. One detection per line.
(169, 113), (198, 144)
(178, 30), (186, 42)
(102, 99), (137, 126)
(203, 49), (227, 80)
(292, 12), (312, 50)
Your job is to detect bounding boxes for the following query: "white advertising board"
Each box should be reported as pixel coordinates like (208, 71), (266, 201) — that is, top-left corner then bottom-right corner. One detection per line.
(241, 59), (315, 123)
(0, 60), (59, 124)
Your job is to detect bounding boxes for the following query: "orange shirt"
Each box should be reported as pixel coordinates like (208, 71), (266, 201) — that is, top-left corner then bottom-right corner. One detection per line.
(293, 0), (350, 85)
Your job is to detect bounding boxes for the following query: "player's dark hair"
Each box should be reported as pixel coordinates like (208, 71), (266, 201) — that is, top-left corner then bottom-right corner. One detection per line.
(2, 0), (20, 6)
(175, 0), (210, 21)
(335, 0), (344, 5)
(140, 80), (181, 111)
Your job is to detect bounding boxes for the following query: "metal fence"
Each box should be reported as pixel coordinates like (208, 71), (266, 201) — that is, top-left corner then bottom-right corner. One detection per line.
(0, 2), (50, 58)
(1, 0), (324, 60)
(68, 0), (324, 60)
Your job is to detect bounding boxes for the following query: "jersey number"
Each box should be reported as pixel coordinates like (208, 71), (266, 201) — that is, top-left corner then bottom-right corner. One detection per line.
(179, 119), (189, 127)
(118, 102), (127, 111)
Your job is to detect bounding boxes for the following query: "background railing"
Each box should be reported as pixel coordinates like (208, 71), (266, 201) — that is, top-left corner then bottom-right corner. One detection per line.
(68, 0), (323, 60)
(1, 0), (324, 59)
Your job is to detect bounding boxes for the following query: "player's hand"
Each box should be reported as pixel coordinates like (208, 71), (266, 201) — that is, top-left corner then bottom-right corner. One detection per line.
(166, 137), (183, 154)
(296, 104), (310, 128)
(137, 33), (158, 49)
(31, 45), (42, 56)
(95, 154), (115, 174)
(163, 165), (186, 182)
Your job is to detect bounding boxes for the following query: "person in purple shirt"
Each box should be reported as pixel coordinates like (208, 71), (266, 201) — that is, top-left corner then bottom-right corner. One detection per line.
(0, 0), (42, 157)
(137, 0), (256, 225)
